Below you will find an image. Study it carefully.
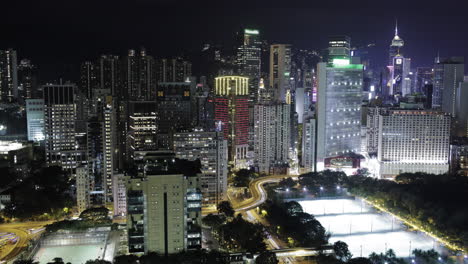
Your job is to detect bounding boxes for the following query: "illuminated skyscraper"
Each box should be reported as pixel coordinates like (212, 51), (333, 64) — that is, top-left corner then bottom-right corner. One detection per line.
(316, 58), (363, 170)
(389, 22), (404, 65)
(43, 83), (86, 171)
(328, 36), (351, 62)
(214, 76), (249, 165)
(302, 115), (316, 173)
(270, 44), (291, 102)
(237, 28), (262, 100)
(0, 49), (18, 102)
(127, 101), (157, 162)
(26, 99), (45, 143)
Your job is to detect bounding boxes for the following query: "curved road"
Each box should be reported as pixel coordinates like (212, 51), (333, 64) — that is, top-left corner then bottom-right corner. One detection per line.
(203, 175), (292, 215)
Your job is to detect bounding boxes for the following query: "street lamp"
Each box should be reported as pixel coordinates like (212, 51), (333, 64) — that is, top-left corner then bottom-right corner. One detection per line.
(303, 187), (307, 192)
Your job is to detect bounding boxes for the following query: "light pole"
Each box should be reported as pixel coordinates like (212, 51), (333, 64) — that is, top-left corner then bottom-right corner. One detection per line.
(409, 240), (412, 258)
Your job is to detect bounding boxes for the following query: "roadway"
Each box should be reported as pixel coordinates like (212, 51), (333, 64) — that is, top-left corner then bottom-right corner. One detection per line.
(203, 175), (293, 215)
(0, 221), (52, 262)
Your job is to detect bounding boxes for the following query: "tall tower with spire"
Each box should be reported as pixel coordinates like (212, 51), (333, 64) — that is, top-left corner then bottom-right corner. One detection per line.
(389, 20), (404, 65)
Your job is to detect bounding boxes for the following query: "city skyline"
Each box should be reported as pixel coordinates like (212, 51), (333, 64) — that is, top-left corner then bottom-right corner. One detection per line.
(2, 1), (468, 81)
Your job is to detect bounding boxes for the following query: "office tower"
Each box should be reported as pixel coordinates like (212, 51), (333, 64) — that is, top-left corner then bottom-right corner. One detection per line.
(237, 28), (262, 100)
(112, 172), (127, 217)
(26, 99), (45, 143)
(157, 57), (192, 83)
(455, 82), (468, 137)
(389, 55), (411, 98)
(302, 116), (316, 173)
(126, 155), (202, 254)
(17, 59), (38, 100)
(76, 166), (91, 213)
(377, 109), (451, 178)
(432, 57), (464, 116)
(174, 130), (228, 207)
(328, 36), (351, 61)
(415, 67), (433, 94)
(127, 101), (157, 162)
(254, 103), (290, 174)
(0, 49), (18, 102)
(102, 98), (116, 200)
(156, 82), (193, 149)
(389, 22), (404, 65)
(270, 44), (291, 102)
(214, 76), (249, 166)
(123, 48), (157, 101)
(316, 58), (363, 170)
(44, 83), (85, 170)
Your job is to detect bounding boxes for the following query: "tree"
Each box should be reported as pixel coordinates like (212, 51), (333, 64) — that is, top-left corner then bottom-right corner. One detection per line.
(255, 251), (279, 264)
(13, 259), (39, 264)
(278, 177), (296, 189)
(114, 255), (139, 264)
(85, 260), (112, 264)
(283, 201), (303, 216)
(79, 207), (110, 222)
(348, 258), (373, 264)
(412, 249), (440, 264)
(232, 169), (256, 187)
(333, 241), (352, 262)
(202, 214), (226, 229)
(219, 214), (266, 252)
(217, 201), (235, 218)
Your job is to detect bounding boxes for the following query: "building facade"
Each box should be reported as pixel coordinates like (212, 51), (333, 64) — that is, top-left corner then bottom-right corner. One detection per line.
(174, 130), (228, 208)
(26, 99), (45, 143)
(377, 109), (451, 177)
(254, 103), (290, 174)
(213, 76), (249, 166)
(126, 157), (202, 255)
(0, 49), (18, 102)
(270, 44), (291, 102)
(316, 59), (363, 170)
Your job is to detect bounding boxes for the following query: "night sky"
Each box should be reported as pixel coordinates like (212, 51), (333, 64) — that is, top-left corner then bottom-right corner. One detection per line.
(2, 0), (468, 81)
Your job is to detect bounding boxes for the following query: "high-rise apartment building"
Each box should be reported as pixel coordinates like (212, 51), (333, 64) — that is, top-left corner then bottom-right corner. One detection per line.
(157, 57), (192, 83)
(76, 166), (91, 213)
(174, 130), (228, 207)
(123, 49), (157, 101)
(112, 172), (127, 217)
(302, 116), (316, 173)
(254, 103), (290, 174)
(126, 155), (202, 255)
(214, 76), (249, 165)
(432, 57), (464, 116)
(377, 109), (451, 177)
(26, 99), (45, 143)
(0, 49), (18, 102)
(270, 44), (291, 102)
